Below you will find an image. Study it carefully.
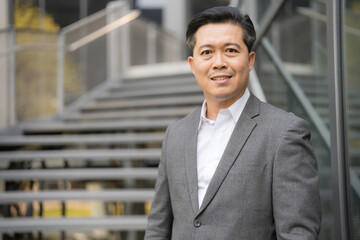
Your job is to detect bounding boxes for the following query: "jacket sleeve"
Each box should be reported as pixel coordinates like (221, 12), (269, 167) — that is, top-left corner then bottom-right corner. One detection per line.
(144, 126), (173, 240)
(273, 115), (322, 240)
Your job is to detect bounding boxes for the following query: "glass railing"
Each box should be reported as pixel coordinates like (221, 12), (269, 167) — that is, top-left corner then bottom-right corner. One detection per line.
(57, 1), (187, 115)
(0, 28), (58, 127)
(0, 1), (187, 128)
(128, 17), (187, 66)
(253, 0), (334, 239)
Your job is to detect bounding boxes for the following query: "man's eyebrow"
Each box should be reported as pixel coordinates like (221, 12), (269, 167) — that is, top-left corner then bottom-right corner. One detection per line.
(224, 43), (241, 48)
(198, 44), (213, 49)
(198, 43), (241, 49)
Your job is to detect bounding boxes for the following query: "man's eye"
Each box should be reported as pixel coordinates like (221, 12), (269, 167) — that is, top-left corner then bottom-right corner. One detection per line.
(226, 48), (238, 53)
(201, 50), (211, 55)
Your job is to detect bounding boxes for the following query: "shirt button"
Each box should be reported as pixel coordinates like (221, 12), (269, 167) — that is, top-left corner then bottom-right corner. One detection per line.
(194, 219), (201, 227)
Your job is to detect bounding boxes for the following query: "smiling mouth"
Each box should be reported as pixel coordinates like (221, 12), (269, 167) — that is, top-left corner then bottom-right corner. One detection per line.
(211, 76), (232, 81)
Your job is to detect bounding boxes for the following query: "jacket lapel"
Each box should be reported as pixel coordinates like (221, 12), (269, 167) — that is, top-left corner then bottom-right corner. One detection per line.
(197, 94), (261, 215)
(184, 107), (201, 214)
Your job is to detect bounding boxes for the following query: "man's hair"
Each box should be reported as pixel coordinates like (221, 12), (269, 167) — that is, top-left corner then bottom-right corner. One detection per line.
(186, 6), (256, 54)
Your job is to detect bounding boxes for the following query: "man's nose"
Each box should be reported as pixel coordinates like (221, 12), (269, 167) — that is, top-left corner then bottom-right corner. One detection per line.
(212, 53), (227, 69)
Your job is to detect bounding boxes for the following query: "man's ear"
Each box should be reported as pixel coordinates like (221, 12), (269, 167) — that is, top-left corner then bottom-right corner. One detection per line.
(188, 56), (195, 75)
(248, 51), (256, 71)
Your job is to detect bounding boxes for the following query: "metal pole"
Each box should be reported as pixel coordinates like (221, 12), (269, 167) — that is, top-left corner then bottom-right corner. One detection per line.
(9, 27), (16, 124)
(327, 0), (352, 239)
(57, 32), (65, 115)
(147, 22), (157, 64)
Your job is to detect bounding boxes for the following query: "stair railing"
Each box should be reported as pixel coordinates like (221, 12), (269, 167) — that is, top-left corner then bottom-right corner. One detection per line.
(56, 1), (139, 115)
(56, 1), (187, 117)
(241, 0), (360, 201)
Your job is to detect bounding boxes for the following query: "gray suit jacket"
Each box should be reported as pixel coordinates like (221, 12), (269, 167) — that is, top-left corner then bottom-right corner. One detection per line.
(145, 93), (321, 240)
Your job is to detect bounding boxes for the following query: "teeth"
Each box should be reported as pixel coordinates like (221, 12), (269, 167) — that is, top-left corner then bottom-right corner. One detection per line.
(212, 76), (230, 80)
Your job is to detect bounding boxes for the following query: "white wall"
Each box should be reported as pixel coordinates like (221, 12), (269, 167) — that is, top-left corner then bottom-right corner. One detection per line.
(0, 0), (9, 129)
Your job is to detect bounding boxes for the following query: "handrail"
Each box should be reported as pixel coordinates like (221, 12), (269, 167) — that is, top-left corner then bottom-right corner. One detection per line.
(252, 0), (288, 51)
(68, 10), (141, 52)
(261, 38), (331, 147)
(60, 7), (113, 35)
(56, 2), (139, 115)
(246, 0), (360, 200)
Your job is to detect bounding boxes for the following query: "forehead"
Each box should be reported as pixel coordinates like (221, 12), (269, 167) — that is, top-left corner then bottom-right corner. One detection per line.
(194, 23), (244, 47)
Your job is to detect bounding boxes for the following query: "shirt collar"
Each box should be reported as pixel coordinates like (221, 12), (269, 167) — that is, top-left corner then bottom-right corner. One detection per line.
(198, 88), (250, 129)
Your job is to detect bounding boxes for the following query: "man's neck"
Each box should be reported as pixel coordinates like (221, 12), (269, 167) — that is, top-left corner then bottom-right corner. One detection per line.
(205, 89), (250, 120)
(205, 97), (239, 120)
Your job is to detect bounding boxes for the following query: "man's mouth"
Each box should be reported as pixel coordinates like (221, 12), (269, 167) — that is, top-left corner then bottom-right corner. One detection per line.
(211, 75), (232, 81)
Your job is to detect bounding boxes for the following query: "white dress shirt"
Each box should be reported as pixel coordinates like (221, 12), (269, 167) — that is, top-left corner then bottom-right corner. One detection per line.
(197, 89), (250, 207)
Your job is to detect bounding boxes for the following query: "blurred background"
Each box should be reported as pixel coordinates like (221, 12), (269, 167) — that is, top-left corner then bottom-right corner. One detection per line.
(0, 0), (359, 239)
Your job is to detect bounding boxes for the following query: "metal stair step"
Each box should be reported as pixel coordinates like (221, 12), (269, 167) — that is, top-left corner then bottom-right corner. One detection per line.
(318, 111), (360, 122)
(0, 168), (158, 181)
(82, 95), (204, 111)
(21, 118), (176, 134)
(97, 85), (202, 100)
(0, 216), (147, 233)
(308, 96), (360, 107)
(315, 106), (360, 121)
(323, 118), (360, 129)
(122, 72), (193, 84)
(0, 149), (161, 162)
(0, 189), (154, 203)
(111, 76), (196, 90)
(0, 133), (164, 146)
(66, 106), (197, 121)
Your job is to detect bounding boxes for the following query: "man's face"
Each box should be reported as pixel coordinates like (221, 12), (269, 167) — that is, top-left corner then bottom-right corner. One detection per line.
(188, 23), (255, 106)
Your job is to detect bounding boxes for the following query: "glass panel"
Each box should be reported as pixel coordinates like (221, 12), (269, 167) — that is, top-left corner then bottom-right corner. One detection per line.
(254, 1), (334, 239)
(344, 1), (360, 239)
(62, 8), (109, 108)
(128, 17), (187, 66)
(15, 30), (58, 121)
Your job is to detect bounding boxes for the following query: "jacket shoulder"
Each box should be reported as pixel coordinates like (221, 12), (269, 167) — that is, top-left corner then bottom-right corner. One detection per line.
(167, 107), (201, 133)
(259, 100), (306, 126)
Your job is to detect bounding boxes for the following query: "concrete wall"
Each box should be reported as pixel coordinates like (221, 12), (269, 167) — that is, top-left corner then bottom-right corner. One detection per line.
(0, 1), (9, 129)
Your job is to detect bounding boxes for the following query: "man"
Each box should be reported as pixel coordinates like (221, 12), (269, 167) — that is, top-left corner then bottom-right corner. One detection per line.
(145, 6), (321, 240)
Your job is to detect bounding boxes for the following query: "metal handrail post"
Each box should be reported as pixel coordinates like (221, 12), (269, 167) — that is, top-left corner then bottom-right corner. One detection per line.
(9, 27), (16, 125)
(57, 31), (65, 115)
(147, 22), (157, 64)
(327, 0), (352, 239)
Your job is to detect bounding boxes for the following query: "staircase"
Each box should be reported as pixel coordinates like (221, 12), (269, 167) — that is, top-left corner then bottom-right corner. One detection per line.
(0, 72), (202, 239)
(257, 63), (360, 239)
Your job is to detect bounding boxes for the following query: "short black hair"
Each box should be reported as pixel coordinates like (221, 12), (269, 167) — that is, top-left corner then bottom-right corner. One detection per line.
(186, 6), (256, 54)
